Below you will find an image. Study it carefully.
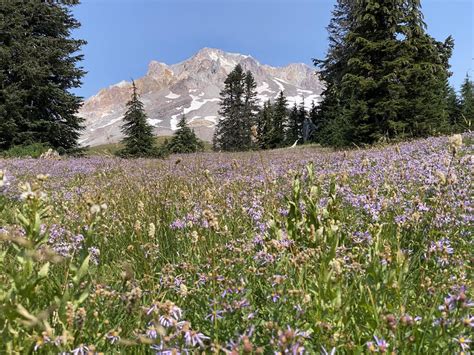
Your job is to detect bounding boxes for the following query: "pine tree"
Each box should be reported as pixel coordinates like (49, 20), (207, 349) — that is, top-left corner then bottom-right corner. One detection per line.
(167, 115), (204, 154)
(0, 0), (86, 151)
(339, 0), (407, 144)
(242, 71), (259, 149)
(398, 0), (454, 137)
(268, 91), (288, 148)
(119, 82), (156, 157)
(214, 65), (258, 151)
(445, 84), (461, 132)
(316, 0), (454, 146)
(297, 101), (307, 142)
(256, 101), (273, 149)
(313, 0), (357, 147)
(309, 101), (321, 142)
(460, 74), (474, 129)
(286, 103), (300, 146)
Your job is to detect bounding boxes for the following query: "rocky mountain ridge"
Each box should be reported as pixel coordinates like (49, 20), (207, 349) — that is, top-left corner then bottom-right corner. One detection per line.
(79, 48), (324, 146)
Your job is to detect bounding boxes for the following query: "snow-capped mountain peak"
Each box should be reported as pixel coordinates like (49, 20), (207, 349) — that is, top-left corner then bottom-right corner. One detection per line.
(78, 48), (324, 146)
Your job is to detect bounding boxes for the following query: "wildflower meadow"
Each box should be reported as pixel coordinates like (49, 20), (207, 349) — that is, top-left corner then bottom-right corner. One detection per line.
(0, 134), (472, 354)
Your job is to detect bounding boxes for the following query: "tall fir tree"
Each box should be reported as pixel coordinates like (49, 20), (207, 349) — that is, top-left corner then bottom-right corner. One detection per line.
(0, 0), (86, 151)
(339, 0), (406, 144)
(242, 71), (259, 149)
(297, 101), (307, 141)
(315, 0), (454, 146)
(313, 0), (357, 146)
(398, 0), (454, 136)
(256, 101), (274, 149)
(167, 115), (204, 154)
(309, 101), (322, 142)
(286, 103), (300, 145)
(445, 84), (461, 132)
(119, 82), (156, 157)
(214, 65), (258, 151)
(460, 74), (474, 128)
(268, 91), (288, 148)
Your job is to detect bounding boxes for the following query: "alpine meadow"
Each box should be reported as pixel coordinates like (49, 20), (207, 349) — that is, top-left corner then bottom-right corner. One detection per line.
(0, 0), (472, 354)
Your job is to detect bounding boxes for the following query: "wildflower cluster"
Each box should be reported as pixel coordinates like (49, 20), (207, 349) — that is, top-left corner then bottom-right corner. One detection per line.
(0, 134), (471, 352)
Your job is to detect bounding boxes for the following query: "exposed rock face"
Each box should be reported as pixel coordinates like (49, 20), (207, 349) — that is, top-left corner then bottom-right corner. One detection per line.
(79, 48), (324, 147)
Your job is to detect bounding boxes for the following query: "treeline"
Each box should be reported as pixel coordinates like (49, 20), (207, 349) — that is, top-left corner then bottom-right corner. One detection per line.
(213, 62), (473, 152)
(214, 0), (473, 151)
(212, 65), (320, 152)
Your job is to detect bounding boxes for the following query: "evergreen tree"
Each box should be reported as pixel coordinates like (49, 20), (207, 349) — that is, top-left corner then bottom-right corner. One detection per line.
(297, 101), (307, 142)
(0, 0), (86, 151)
(268, 91), (288, 148)
(313, 0), (357, 147)
(445, 84), (461, 131)
(315, 0), (454, 146)
(339, 0), (406, 144)
(398, 0), (454, 136)
(256, 101), (273, 149)
(460, 74), (474, 129)
(167, 115), (204, 154)
(242, 71), (259, 149)
(309, 101), (322, 142)
(214, 65), (258, 151)
(286, 103), (300, 146)
(119, 82), (156, 157)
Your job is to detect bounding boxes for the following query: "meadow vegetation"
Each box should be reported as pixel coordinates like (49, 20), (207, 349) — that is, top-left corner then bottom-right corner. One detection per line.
(0, 134), (472, 353)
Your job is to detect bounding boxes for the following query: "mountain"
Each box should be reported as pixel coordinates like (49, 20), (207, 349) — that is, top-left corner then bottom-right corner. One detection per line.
(78, 48), (324, 146)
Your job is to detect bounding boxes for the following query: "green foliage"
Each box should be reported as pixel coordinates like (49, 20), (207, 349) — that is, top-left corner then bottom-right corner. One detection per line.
(213, 65), (258, 151)
(0, 0), (86, 152)
(460, 74), (474, 129)
(118, 82), (160, 158)
(0, 177), (95, 353)
(286, 103), (301, 146)
(256, 101), (274, 149)
(0, 143), (51, 159)
(167, 116), (204, 154)
(269, 91), (289, 148)
(315, 0), (455, 147)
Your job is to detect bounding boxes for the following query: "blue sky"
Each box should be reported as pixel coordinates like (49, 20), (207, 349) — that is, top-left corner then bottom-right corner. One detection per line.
(73, 0), (473, 98)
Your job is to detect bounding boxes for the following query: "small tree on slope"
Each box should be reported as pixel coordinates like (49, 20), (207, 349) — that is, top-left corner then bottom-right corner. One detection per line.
(167, 115), (204, 154)
(119, 82), (156, 158)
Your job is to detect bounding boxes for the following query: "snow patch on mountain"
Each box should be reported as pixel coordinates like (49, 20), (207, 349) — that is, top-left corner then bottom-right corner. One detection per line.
(165, 91), (180, 99)
(183, 95), (220, 116)
(148, 118), (162, 126)
(273, 79), (286, 92)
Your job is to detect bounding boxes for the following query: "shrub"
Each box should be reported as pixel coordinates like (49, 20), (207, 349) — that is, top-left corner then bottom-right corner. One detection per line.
(0, 143), (51, 158)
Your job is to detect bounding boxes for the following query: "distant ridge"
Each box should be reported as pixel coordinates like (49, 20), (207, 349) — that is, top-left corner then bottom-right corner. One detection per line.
(79, 48), (324, 146)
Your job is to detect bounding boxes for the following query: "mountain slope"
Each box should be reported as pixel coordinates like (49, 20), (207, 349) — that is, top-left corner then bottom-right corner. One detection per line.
(79, 48), (324, 146)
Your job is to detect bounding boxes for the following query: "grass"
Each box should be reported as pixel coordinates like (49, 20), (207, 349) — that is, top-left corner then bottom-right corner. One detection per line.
(0, 134), (472, 353)
(86, 136), (213, 156)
